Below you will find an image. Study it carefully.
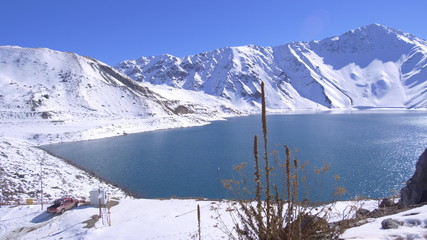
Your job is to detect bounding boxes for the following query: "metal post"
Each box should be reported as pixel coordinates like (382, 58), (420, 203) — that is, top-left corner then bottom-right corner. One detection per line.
(98, 188), (101, 217)
(107, 196), (111, 226)
(197, 204), (201, 240)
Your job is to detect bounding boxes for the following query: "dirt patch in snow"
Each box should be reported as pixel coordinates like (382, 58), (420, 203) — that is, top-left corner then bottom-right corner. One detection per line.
(82, 214), (100, 229)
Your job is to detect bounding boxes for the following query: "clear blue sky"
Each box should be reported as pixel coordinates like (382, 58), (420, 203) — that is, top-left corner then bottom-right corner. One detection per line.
(2, 0), (426, 65)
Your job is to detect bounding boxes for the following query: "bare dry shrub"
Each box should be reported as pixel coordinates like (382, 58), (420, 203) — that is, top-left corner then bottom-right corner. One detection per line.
(217, 82), (346, 240)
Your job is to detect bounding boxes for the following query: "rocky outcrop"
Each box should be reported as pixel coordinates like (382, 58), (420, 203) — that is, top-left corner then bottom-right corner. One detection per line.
(381, 218), (403, 229)
(379, 198), (394, 208)
(355, 208), (371, 218)
(400, 149), (427, 206)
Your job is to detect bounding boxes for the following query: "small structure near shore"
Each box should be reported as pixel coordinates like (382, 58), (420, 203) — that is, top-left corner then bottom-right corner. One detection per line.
(90, 188), (107, 206)
(400, 149), (427, 206)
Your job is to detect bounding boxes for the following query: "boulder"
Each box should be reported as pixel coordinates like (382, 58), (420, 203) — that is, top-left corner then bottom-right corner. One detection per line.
(400, 149), (427, 206)
(300, 214), (329, 230)
(379, 198), (394, 208)
(381, 218), (402, 229)
(355, 208), (371, 218)
(300, 214), (330, 238)
(283, 214), (331, 239)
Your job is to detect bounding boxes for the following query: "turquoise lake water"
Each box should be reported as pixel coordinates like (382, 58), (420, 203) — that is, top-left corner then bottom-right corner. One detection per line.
(42, 111), (427, 201)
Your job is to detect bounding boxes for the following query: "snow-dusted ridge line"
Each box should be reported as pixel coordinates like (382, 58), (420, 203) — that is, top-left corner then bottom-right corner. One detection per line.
(116, 23), (427, 110)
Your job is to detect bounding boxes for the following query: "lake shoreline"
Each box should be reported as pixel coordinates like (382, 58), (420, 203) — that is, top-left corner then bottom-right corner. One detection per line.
(1, 109), (426, 202)
(0, 114), (223, 202)
(38, 146), (139, 198)
(40, 110), (427, 201)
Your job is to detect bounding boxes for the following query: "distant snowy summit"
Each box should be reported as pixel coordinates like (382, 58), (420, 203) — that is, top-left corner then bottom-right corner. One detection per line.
(116, 24), (427, 110)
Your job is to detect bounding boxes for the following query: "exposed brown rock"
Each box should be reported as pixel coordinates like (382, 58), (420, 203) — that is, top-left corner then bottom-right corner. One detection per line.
(400, 149), (427, 206)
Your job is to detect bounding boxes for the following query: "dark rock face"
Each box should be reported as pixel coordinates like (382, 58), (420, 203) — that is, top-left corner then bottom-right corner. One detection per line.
(173, 105), (193, 115)
(400, 149), (427, 206)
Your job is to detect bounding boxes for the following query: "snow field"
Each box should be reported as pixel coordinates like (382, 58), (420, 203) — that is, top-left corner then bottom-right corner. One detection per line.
(3, 197), (426, 240)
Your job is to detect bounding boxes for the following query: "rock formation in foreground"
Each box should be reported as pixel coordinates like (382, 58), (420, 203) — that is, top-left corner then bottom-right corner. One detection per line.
(400, 149), (427, 206)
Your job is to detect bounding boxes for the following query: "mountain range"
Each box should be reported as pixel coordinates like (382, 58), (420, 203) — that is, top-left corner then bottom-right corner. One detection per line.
(0, 24), (426, 125)
(116, 23), (427, 110)
(0, 46), (235, 123)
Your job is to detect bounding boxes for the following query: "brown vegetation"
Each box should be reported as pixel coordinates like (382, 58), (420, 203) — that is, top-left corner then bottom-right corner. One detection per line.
(218, 82), (345, 239)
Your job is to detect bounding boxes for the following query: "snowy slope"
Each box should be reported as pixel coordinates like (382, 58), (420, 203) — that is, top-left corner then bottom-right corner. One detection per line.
(0, 46), (240, 123)
(116, 24), (427, 109)
(0, 137), (128, 202)
(0, 46), (180, 121)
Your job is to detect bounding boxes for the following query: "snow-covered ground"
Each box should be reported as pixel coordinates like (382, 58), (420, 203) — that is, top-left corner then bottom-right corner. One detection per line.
(2, 197), (427, 240)
(1, 198), (229, 240)
(341, 205), (427, 239)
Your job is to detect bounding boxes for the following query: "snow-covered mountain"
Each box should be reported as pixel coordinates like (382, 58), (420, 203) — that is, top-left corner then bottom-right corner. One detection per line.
(0, 46), (229, 123)
(0, 46), (169, 120)
(116, 24), (427, 109)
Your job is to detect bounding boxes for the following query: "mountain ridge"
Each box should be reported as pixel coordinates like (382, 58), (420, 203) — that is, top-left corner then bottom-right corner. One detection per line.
(0, 44), (245, 146)
(116, 24), (427, 110)
(0, 46), (163, 120)
(0, 45), (226, 122)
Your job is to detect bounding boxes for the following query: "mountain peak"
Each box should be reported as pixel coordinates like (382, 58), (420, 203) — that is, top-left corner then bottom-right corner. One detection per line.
(363, 23), (390, 31)
(349, 23), (423, 45)
(344, 23), (401, 38)
(361, 23), (410, 37)
(311, 23), (424, 57)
